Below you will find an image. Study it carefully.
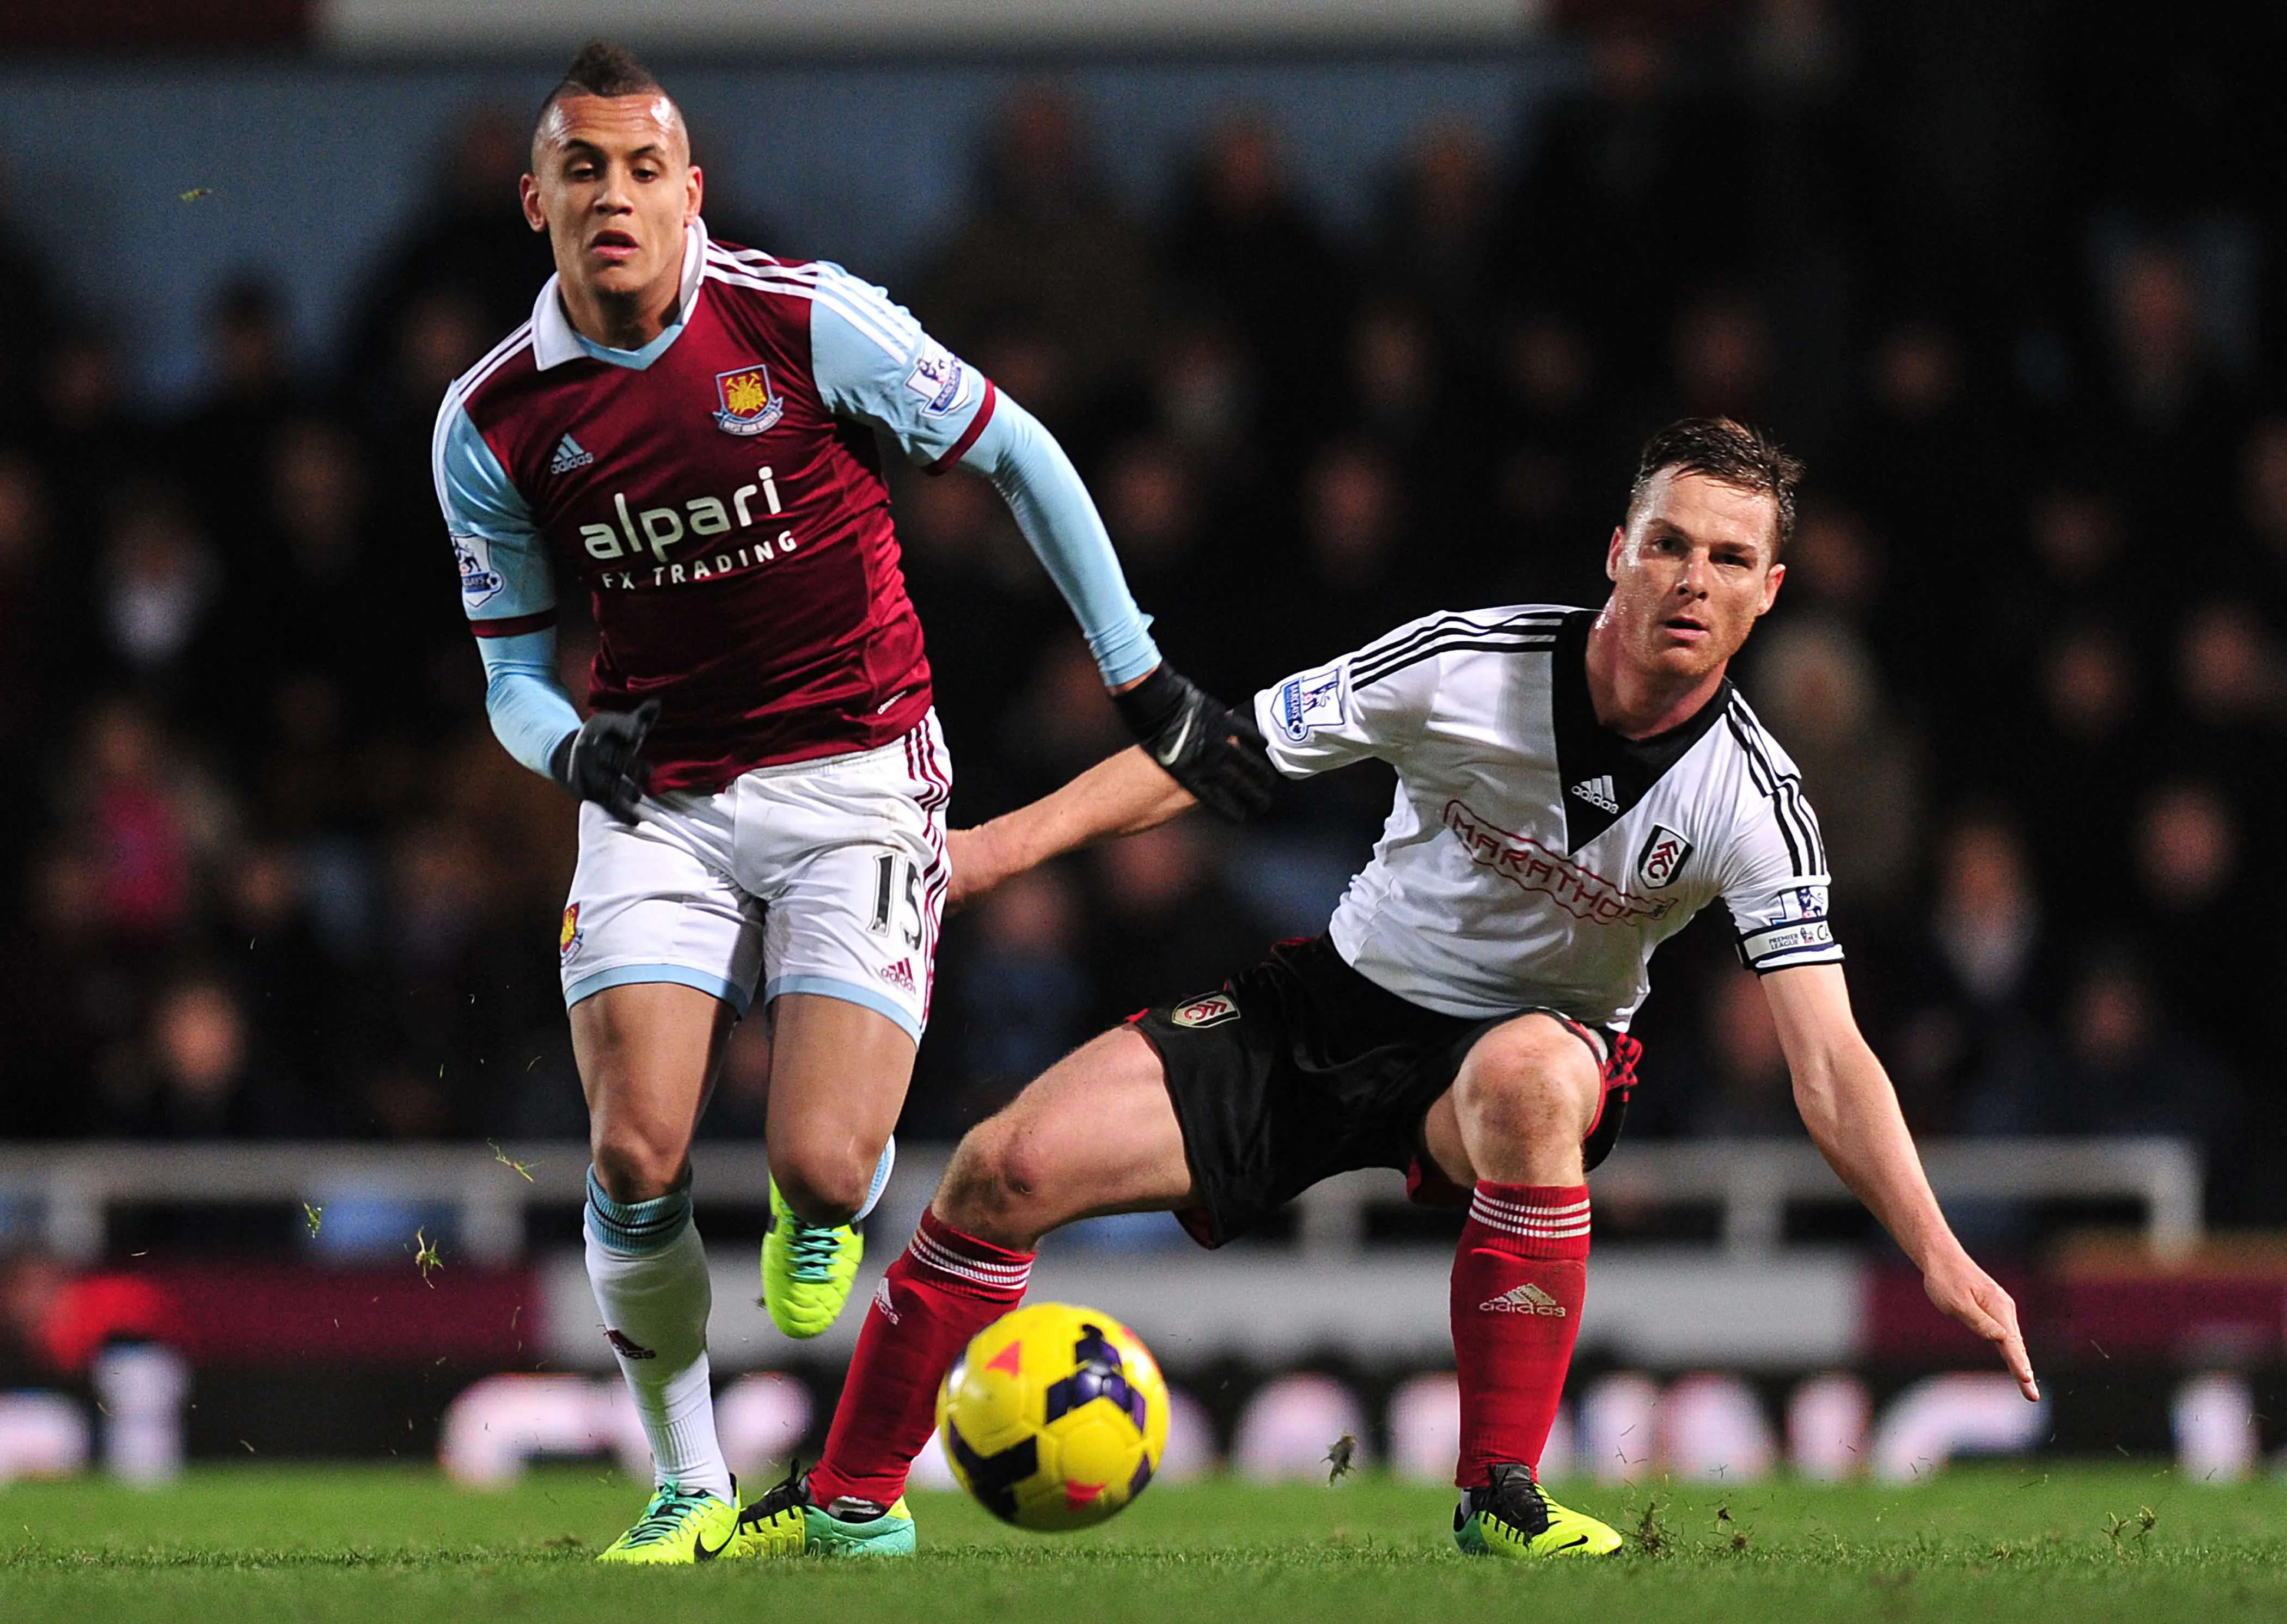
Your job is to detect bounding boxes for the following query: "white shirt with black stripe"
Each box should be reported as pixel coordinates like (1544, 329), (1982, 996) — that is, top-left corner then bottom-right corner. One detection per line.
(1251, 605), (1843, 1028)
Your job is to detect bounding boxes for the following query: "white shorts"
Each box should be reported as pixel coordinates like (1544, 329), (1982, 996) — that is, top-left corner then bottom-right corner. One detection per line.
(558, 712), (951, 1041)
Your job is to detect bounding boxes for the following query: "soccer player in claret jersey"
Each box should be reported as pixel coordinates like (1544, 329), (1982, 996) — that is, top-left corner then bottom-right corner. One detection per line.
(432, 43), (1270, 1562)
(738, 418), (2039, 1561)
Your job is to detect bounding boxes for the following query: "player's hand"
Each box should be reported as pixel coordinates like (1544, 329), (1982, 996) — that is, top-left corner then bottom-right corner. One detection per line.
(1923, 1249), (2039, 1401)
(1109, 663), (1277, 823)
(552, 700), (661, 823)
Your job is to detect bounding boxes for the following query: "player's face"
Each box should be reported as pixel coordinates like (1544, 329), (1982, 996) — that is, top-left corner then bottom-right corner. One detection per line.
(1602, 469), (1785, 681)
(522, 95), (702, 304)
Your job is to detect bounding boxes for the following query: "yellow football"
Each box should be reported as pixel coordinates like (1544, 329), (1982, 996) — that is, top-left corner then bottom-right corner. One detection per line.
(935, 1301), (1170, 1531)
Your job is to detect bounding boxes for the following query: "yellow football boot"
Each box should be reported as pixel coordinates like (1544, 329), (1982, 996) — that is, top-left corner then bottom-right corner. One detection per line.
(729, 1469), (916, 1559)
(761, 1178), (864, 1338)
(594, 1482), (741, 1564)
(1453, 1463), (1623, 1560)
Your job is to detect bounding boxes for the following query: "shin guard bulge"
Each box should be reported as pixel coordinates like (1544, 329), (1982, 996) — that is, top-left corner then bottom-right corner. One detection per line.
(585, 1168), (731, 1499)
(808, 1209), (1033, 1509)
(1450, 1181), (1591, 1488)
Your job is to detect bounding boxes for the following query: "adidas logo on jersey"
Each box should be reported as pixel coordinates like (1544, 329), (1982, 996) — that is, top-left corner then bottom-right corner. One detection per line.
(1570, 775), (1619, 814)
(549, 433), (595, 474)
(878, 957), (918, 994)
(1479, 1282), (1567, 1317)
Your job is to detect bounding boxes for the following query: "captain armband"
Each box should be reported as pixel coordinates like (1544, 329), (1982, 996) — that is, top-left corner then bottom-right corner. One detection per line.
(1736, 917), (1843, 973)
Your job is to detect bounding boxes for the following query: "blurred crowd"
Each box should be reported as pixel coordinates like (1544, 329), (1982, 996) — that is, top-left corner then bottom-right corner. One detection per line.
(0, 2), (2282, 1223)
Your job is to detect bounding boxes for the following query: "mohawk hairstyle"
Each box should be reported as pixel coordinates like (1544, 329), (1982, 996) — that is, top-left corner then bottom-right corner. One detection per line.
(533, 40), (685, 162)
(549, 39), (662, 103)
(1627, 416), (1805, 556)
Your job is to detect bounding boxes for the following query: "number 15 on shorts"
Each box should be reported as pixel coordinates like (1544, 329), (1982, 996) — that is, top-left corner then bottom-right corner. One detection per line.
(869, 853), (926, 948)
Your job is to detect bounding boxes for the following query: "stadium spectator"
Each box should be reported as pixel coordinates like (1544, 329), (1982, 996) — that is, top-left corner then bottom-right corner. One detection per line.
(1683, 965), (1801, 1140)
(1371, 119), (1503, 357)
(1886, 812), (2051, 1133)
(0, 452), (60, 764)
(913, 85), (1161, 414)
(344, 105), (555, 389)
(130, 973), (306, 1139)
(2054, 952), (2229, 1145)
(2013, 621), (2145, 933)
(2130, 781), (2260, 1077)
(1165, 113), (1352, 464)
(1083, 821), (1261, 1032)
(175, 278), (301, 537)
(933, 865), (1092, 1130)
(1744, 618), (1922, 925)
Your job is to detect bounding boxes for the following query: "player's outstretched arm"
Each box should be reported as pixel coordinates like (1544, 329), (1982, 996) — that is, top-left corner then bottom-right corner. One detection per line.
(808, 275), (1277, 820)
(963, 402), (1275, 820)
(1762, 963), (2040, 1402)
(948, 747), (1196, 911)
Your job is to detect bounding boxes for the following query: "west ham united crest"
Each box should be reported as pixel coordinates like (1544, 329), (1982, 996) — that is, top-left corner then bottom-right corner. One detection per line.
(713, 363), (784, 436)
(1634, 823), (1693, 890)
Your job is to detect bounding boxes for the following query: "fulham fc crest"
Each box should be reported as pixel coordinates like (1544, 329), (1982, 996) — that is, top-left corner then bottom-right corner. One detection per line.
(1635, 824), (1693, 890)
(1170, 992), (1239, 1028)
(713, 363), (785, 436)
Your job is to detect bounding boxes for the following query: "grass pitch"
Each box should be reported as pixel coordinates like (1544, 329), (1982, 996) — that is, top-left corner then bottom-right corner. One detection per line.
(1, 1463), (2282, 1623)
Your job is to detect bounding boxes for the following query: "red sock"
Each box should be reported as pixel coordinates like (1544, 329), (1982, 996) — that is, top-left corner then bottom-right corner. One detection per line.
(1450, 1181), (1590, 1488)
(808, 1209), (1033, 1509)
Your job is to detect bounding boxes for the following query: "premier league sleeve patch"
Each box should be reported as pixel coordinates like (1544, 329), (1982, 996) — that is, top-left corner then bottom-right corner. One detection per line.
(452, 534), (503, 610)
(1274, 665), (1348, 742)
(904, 337), (975, 418)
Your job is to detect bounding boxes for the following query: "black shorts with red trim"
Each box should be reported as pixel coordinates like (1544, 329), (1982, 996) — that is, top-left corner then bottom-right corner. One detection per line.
(1127, 935), (1638, 1249)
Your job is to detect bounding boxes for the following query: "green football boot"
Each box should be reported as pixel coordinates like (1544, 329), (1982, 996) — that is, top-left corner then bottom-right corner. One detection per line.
(762, 1177), (865, 1339)
(1454, 1463), (1623, 1560)
(729, 1469), (916, 1559)
(595, 1481), (741, 1564)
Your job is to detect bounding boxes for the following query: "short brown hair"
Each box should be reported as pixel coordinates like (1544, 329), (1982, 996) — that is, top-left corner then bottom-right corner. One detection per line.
(536, 40), (671, 132)
(1628, 416), (1804, 556)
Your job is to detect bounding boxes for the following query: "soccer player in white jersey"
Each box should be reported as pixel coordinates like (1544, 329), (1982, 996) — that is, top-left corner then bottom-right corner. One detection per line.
(733, 417), (2037, 1561)
(431, 44), (1269, 1561)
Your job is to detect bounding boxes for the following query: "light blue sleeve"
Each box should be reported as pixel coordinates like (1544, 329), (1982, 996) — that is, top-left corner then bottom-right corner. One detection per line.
(807, 272), (1160, 685)
(478, 629), (584, 781)
(431, 394), (577, 778)
(430, 398), (559, 628)
(806, 262), (995, 469)
(958, 399), (1160, 685)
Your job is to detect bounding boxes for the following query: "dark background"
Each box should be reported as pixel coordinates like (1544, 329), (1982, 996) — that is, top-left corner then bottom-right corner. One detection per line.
(0, 0), (2280, 1232)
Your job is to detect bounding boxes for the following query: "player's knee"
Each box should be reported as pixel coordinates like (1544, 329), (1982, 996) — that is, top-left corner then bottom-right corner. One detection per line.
(1456, 1021), (1599, 1148)
(771, 1142), (871, 1225)
(938, 1117), (1038, 1234)
(590, 1124), (687, 1204)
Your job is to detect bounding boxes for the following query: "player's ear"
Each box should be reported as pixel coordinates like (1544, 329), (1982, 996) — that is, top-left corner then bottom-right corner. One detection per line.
(1605, 524), (1626, 583)
(686, 163), (705, 226)
(518, 173), (547, 234)
(1757, 559), (1786, 615)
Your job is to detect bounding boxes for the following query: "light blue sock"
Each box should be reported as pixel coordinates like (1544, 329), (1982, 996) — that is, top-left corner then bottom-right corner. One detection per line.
(854, 1135), (896, 1224)
(585, 1166), (693, 1255)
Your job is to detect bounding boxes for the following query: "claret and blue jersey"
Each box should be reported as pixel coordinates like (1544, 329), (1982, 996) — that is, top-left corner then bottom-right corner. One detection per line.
(432, 219), (1158, 792)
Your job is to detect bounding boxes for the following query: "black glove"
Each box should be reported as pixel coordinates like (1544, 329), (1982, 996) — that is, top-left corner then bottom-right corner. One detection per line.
(1110, 664), (1278, 822)
(551, 700), (661, 823)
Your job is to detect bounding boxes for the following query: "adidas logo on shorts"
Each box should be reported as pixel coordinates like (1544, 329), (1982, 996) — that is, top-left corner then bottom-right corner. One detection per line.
(878, 958), (917, 994)
(1478, 1282), (1567, 1317)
